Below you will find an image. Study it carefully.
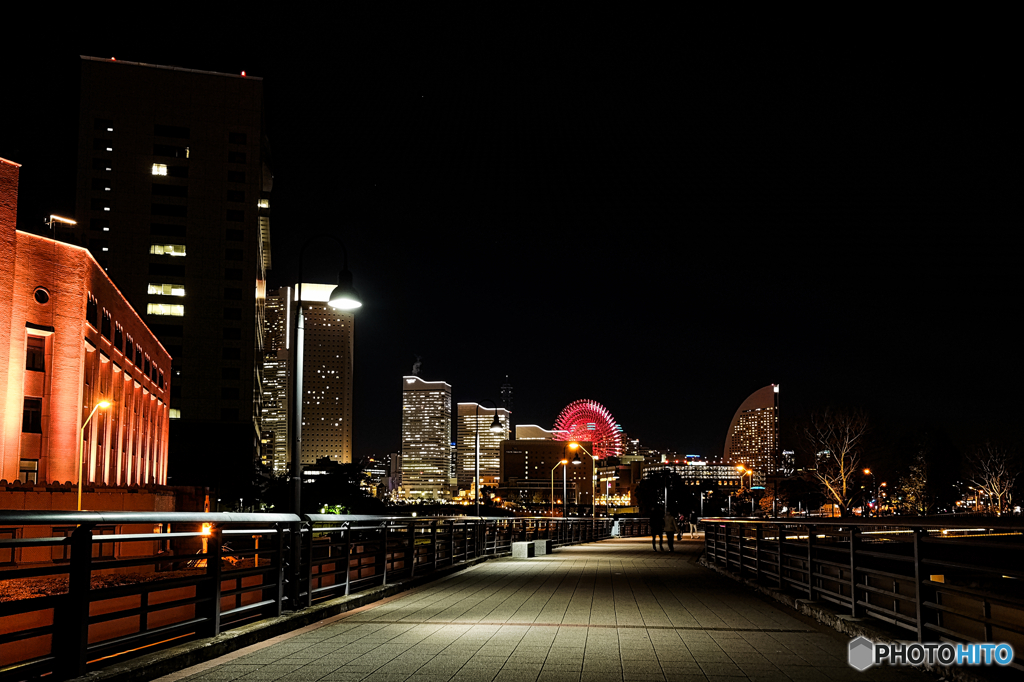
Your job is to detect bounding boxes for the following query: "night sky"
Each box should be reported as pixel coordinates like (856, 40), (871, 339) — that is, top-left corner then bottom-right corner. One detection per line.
(3, 27), (1018, 485)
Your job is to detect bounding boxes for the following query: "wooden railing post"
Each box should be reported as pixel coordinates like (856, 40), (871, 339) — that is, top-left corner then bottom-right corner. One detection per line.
(56, 524), (94, 679)
(806, 524), (815, 601)
(755, 525), (763, 583)
(430, 520), (438, 571)
(204, 525), (224, 637)
(406, 520), (416, 578)
(777, 525), (785, 587)
(302, 520), (313, 608)
(913, 527), (924, 642)
(380, 523), (390, 586)
(343, 522), (352, 596)
(850, 527), (861, 617)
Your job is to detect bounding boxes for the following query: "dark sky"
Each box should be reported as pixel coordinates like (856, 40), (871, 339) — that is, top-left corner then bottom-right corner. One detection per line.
(3, 26), (1019, 482)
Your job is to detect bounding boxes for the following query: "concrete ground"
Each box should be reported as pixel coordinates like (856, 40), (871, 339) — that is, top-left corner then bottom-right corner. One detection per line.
(154, 535), (933, 682)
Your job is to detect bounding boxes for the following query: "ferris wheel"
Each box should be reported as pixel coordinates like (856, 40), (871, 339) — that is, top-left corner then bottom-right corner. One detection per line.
(553, 399), (623, 460)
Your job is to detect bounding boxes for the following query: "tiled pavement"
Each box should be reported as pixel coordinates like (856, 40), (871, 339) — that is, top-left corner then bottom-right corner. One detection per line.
(156, 536), (932, 682)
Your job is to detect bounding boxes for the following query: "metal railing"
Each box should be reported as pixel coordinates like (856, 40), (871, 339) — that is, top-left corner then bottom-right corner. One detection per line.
(0, 512), (633, 681)
(703, 517), (1024, 668)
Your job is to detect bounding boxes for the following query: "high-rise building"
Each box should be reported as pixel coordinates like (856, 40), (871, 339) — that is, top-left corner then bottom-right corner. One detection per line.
(455, 403), (510, 492)
(294, 284), (354, 466)
(260, 287), (290, 474)
(400, 376), (451, 499)
(1, 158), (170, 489)
(261, 285), (355, 472)
(723, 384), (780, 473)
(73, 57), (272, 483)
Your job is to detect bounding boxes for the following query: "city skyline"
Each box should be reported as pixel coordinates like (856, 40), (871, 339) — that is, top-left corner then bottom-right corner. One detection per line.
(2, 37), (1017, 490)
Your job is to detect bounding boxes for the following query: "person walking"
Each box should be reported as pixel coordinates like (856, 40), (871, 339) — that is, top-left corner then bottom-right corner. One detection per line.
(688, 511), (699, 539)
(663, 511), (678, 552)
(649, 507), (665, 551)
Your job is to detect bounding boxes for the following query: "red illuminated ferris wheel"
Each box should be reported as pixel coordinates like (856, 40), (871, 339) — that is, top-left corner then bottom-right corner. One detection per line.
(553, 399), (623, 460)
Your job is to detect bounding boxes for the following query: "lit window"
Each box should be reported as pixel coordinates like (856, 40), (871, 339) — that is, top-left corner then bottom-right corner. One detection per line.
(148, 283), (185, 297)
(150, 244), (186, 256)
(152, 164), (168, 176)
(169, 409), (181, 419)
(147, 303), (185, 316)
(258, 199), (269, 209)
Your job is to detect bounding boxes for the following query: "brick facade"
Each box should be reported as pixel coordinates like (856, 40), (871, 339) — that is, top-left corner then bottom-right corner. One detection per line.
(1, 158), (170, 489)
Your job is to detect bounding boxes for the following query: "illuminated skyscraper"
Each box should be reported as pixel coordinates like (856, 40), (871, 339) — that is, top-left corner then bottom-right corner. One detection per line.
(455, 403), (511, 492)
(723, 384), (780, 473)
(262, 284), (354, 472)
(400, 376), (452, 499)
(261, 288), (291, 474)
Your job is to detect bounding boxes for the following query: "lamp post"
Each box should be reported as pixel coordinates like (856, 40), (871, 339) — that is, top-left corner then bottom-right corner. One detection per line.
(289, 237), (361, 609)
(736, 465), (754, 515)
(566, 451), (582, 517)
(569, 442), (598, 522)
(473, 400), (503, 518)
(78, 401), (111, 511)
(863, 468), (875, 518)
(289, 236), (361, 518)
(550, 459), (568, 516)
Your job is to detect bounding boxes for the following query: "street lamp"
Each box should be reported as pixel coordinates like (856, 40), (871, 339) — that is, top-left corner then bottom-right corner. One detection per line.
(473, 400), (503, 517)
(551, 459), (568, 516)
(290, 236), (361, 519)
(863, 468), (875, 518)
(78, 401), (111, 511)
(737, 465), (754, 515)
(569, 442), (598, 521)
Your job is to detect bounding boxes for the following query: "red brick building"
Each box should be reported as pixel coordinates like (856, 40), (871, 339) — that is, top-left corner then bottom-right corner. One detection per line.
(0, 157), (170, 490)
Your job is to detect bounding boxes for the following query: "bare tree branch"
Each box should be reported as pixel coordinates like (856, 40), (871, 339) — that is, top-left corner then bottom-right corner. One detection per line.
(803, 408), (870, 516)
(966, 442), (1020, 516)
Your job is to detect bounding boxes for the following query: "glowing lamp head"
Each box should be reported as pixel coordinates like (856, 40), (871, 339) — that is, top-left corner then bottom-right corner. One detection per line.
(863, 468), (872, 475)
(98, 401), (111, 409)
(571, 454), (583, 466)
(736, 465), (745, 472)
(559, 459), (568, 465)
(328, 268), (362, 310)
(489, 414), (503, 432)
(569, 442), (579, 449)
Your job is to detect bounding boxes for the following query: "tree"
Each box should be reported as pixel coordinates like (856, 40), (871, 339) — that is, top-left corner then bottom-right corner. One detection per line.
(966, 443), (1020, 516)
(893, 451), (930, 515)
(634, 470), (685, 517)
(803, 408), (870, 517)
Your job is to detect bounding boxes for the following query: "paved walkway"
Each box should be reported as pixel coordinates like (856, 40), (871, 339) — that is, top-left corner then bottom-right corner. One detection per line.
(157, 536), (931, 682)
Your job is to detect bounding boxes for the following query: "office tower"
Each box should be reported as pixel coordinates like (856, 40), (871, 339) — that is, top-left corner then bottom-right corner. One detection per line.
(294, 284), (355, 466)
(400, 376), (451, 499)
(262, 285), (355, 471)
(499, 439), (592, 506)
(260, 287), (290, 474)
(723, 384), (780, 472)
(1, 158), (170, 488)
(501, 376), (513, 421)
(74, 57), (271, 483)
(455, 403), (510, 493)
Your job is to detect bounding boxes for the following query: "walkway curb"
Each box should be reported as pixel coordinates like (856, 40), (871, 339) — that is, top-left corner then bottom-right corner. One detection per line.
(72, 553), (502, 682)
(698, 556), (1010, 682)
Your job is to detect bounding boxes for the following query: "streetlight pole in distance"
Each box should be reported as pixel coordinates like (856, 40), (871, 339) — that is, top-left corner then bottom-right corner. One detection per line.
(78, 401), (111, 511)
(473, 400), (503, 518)
(569, 442), (598, 522)
(551, 459), (568, 516)
(863, 468), (875, 518)
(736, 465), (754, 515)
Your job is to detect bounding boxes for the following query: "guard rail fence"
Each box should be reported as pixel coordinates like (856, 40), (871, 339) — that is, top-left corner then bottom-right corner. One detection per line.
(702, 516), (1024, 670)
(0, 511), (640, 681)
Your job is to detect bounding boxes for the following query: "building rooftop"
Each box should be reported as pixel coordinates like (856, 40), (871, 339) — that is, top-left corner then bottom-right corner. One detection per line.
(80, 55), (262, 81)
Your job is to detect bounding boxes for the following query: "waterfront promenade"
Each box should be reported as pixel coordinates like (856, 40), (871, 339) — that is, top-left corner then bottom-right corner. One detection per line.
(155, 536), (930, 682)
